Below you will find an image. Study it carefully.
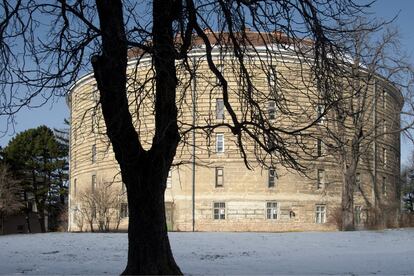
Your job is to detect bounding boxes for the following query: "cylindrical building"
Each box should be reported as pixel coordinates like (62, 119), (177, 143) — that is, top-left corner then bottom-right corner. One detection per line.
(68, 32), (402, 232)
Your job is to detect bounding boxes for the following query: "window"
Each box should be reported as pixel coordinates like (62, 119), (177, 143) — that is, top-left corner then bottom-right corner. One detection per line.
(266, 201), (278, 220)
(73, 179), (77, 197)
(166, 170), (172, 188)
(383, 148), (387, 168)
(91, 111), (96, 133)
(317, 169), (325, 189)
(317, 139), (324, 157)
(120, 203), (128, 218)
(383, 120), (387, 139)
(213, 202), (226, 220)
(268, 65), (277, 88)
(216, 133), (224, 153)
(216, 64), (224, 84)
(268, 168), (276, 188)
(315, 205), (326, 223)
(215, 167), (224, 187)
(356, 173), (361, 189)
(382, 88), (387, 109)
(216, 99), (224, 119)
(354, 205), (362, 225)
(266, 135), (276, 150)
(382, 176), (387, 195)
(92, 144), (97, 163)
(317, 105), (325, 124)
(91, 175), (96, 193)
(268, 101), (276, 120)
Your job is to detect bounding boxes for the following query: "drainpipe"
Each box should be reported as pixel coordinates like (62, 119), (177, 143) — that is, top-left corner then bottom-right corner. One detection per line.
(192, 56), (197, 232)
(67, 93), (72, 232)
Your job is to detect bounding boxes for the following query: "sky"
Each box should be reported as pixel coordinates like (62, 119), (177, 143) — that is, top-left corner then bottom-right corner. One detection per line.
(370, 0), (414, 166)
(0, 0), (413, 165)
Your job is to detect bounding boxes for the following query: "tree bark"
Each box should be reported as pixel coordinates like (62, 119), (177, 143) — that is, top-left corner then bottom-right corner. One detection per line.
(92, 0), (182, 274)
(23, 191), (32, 233)
(122, 164), (181, 274)
(341, 166), (355, 231)
(37, 208), (46, 233)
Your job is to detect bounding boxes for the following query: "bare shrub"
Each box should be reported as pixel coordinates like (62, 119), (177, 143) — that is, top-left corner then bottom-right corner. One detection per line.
(77, 179), (124, 232)
(73, 209), (85, 232)
(400, 213), (414, 228)
(328, 206), (343, 230)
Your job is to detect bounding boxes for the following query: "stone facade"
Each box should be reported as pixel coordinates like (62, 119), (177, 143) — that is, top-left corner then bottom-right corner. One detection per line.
(67, 41), (402, 232)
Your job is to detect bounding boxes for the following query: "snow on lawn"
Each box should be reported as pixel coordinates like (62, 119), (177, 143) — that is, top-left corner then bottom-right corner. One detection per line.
(1, 229), (414, 275)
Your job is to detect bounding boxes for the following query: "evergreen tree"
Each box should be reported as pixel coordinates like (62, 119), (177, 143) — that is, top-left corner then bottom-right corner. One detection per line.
(4, 126), (68, 232)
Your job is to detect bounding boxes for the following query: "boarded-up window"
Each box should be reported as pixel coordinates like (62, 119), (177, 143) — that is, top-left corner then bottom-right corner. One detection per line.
(215, 167), (224, 187)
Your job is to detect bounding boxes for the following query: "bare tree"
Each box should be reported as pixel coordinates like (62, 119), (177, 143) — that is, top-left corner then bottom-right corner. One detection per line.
(0, 0), (381, 273)
(77, 178), (124, 232)
(0, 164), (23, 235)
(319, 26), (414, 230)
(73, 208), (85, 232)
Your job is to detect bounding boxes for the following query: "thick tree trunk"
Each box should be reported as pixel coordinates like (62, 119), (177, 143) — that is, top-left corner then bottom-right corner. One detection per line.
(92, 0), (182, 274)
(37, 205), (46, 233)
(121, 164), (180, 275)
(341, 168), (355, 231)
(23, 191), (32, 233)
(89, 219), (94, 232)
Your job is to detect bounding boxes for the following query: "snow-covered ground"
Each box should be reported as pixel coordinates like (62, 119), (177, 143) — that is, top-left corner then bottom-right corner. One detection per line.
(1, 229), (414, 275)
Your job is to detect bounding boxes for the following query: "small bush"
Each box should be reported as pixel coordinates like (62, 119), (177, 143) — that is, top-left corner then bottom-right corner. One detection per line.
(328, 206), (342, 230)
(400, 213), (414, 227)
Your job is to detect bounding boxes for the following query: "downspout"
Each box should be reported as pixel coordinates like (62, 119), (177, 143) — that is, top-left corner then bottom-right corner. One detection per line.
(192, 56), (196, 232)
(66, 92), (72, 232)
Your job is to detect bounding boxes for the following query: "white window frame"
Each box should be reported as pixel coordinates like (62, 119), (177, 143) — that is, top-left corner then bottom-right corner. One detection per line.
(216, 133), (224, 153)
(213, 202), (226, 220)
(266, 201), (278, 220)
(315, 205), (326, 224)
